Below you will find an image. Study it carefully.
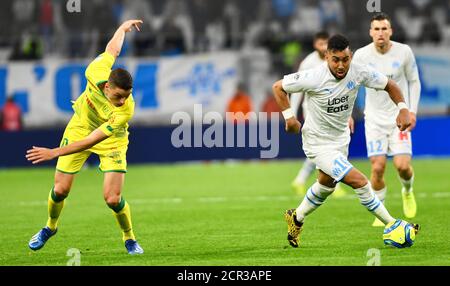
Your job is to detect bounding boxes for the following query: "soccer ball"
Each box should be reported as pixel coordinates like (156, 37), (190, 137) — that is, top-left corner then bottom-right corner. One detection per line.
(383, 219), (416, 248)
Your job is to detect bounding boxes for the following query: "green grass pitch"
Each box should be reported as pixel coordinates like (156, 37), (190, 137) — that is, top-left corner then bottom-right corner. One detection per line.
(1, 159), (449, 265)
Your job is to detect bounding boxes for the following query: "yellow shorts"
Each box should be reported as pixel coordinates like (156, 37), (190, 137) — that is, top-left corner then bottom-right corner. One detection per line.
(56, 123), (128, 174)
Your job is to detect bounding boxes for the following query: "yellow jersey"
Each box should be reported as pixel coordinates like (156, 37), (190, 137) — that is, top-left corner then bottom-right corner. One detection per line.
(69, 52), (135, 149)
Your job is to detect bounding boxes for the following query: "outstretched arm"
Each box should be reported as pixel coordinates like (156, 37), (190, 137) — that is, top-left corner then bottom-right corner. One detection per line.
(26, 129), (109, 164)
(384, 79), (411, 131)
(105, 19), (143, 58)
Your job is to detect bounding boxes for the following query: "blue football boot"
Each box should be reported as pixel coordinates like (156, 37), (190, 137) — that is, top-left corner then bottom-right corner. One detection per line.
(125, 239), (144, 255)
(29, 227), (57, 251)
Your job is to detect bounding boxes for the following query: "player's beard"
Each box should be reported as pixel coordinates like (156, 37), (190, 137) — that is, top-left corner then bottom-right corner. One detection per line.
(331, 68), (347, 80)
(318, 51), (326, 60)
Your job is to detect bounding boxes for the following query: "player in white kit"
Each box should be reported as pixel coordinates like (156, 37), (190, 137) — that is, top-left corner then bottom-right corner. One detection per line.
(353, 13), (421, 226)
(272, 34), (419, 248)
(290, 32), (348, 197)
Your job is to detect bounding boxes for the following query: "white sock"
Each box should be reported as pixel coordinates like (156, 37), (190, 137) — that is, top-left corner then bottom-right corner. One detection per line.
(296, 182), (334, 223)
(399, 173), (414, 193)
(294, 159), (316, 184)
(373, 186), (387, 204)
(354, 183), (394, 225)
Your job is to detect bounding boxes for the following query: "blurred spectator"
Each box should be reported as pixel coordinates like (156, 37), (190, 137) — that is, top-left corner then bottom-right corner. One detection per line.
(420, 9), (443, 44)
(189, 0), (211, 52)
(12, 0), (37, 35)
(158, 16), (187, 55)
(0, 97), (23, 132)
(0, 0), (447, 59)
(319, 0), (345, 33)
(395, 7), (424, 44)
(206, 20), (226, 52)
(91, 0), (118, 56)
(9, 30), (43, 60)
(38, 0), (53, 55)
(227, 83), (253, 123)
(289, 0), (321, 39)
(281, 40), (302, 74)
(247, 0), (284, 56)
(261, 90), (281, 120)
(61, 0), (87, 58)
(447, 0), (450, 24)
(159, 0), (193, 55)
(272, 0), (296, 18)
(223, 0), (241, 49)
(120, 0), (157, 56)
(11, 0), (38, 59)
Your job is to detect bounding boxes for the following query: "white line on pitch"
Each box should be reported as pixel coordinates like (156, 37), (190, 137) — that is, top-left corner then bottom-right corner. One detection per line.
(14, 191), (450, 206)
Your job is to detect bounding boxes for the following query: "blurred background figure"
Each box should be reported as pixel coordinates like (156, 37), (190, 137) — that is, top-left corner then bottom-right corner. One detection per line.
(120, 0), (157, 56)
(0, 96), (23, 132)
(227, 83), (253, 124)
(158, 0), (193, 55)
(38, 0), (53, 55)
(261, 89), (281, 119)
(0, 0), (447, 63)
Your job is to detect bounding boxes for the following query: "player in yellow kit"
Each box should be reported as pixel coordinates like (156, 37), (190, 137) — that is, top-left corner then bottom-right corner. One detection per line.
(26, 19), (144, 255)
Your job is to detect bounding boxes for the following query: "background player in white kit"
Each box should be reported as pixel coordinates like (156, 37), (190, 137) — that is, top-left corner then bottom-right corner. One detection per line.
(272, 34), (419, 248)
(290, 32), (348, 197)
(353, 13), (421, 227)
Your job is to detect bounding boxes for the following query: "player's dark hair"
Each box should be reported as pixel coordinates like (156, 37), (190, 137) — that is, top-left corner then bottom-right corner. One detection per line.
(327, 34), (350, 52)
(108, 68), (133, 90)
(370, 12), (392, 25)
(314, 31), (329, 41)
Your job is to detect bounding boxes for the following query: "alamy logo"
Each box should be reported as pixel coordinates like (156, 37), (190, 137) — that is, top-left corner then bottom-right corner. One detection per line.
(66, 0), (81, 13)
(170, 63), (236, 104)
(366, 0), (381, 13)
(171, 104), (280, 159)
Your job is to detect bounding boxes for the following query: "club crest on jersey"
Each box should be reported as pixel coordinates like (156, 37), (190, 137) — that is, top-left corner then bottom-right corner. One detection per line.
(392, 61), (400, 68)
(346, 80), (356, 90)
(371, 72), (379, 80)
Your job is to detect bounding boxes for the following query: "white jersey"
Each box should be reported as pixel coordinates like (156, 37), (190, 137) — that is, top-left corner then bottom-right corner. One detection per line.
(282, 61), (388, 157)
(291, 51), (326, 117)
(353, 41), (421, 126)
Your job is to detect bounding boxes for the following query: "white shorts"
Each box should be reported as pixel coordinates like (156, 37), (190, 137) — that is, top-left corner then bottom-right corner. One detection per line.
(365, 120), (412, 157)
(307, 145), (353, 182)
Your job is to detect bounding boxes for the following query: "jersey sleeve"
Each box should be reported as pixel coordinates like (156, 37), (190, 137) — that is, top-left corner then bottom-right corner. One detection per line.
(85, 52), (115, 90)
(298, 57), (311, 71)
(361, 65), (389, 91)
(404, 46), (421, 113)
(99, 110), (132, 137)
(352, 49), (364, 65)
(99, 99), (135, 137)
(282, 69), (317, 93)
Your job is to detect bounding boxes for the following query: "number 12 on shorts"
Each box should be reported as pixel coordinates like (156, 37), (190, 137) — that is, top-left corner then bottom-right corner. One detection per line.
(368, 140), (383, 154)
